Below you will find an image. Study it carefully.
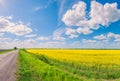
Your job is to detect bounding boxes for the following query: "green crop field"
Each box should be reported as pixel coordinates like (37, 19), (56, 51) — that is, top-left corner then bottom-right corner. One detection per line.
(0, 50), (12, 54)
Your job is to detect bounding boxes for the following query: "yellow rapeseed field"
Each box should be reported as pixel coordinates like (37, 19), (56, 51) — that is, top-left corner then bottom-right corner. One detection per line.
(26, 49), (120, 80)
(27, 49), (120, 65)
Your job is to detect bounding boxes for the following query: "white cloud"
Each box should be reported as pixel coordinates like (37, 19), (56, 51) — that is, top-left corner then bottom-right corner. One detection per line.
(53, 36), (66, 41)
(66, 28), (78, 38)
(114, 34), (120, 42)
(41, 41), (67, 48)
(106, 32), (120, 42)
(6, 16), (13, 19)
(62, 1), (120, 38)
(82, 39), (96, 43)
(107, 32), (115, 38)
(89, 1), (120, 28)
(94, 32), (120, 42)
(0, 38), (37, 49)
(0, 37), (11, 42)
(69, 34), (78, 39)
(58, 0), (66, 18)
(94, 34), (107, 40)
(71, 41), (108, 48)
(47, 41), (65, 45)
(53, 28), (66, 41)
(34, 0), (53, 12)
(24, 34), (37, 38)
(0, 16), (32, 36)
(0, 36), (120, 49)
(0, 37), (68, 49)
(23, 39), (35, 44)
(62, 1), (86, 26)
(77, 27), (92, 35)
(34, 6), (42, 11)
(0, 37), (12, 49)
(36, 36), (49, 41)
(71, 41), (81, 47)
(57, 0), (68, 27)
(107, 32), (120, 42)
(115, 39), (120, 42)
(71, 39), (120, 48)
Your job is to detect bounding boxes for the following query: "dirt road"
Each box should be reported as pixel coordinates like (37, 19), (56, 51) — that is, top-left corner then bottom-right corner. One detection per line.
(0, 50), (18, 81)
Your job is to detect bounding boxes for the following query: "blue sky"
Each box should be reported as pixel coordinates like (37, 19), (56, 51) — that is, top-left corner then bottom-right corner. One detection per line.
(0, 0), (120, 49)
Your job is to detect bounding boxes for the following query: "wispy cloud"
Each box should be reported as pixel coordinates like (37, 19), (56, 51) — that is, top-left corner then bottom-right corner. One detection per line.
(53, 27), (66, 41)
(0, 0), (6, 7)
(24, 34), (37, 38)
(36, 36), (49, 41)
(34, 7), (42, 11)
(57, 0), (67, 27)
(34, 0), (54, 12)
(58, 0), (66, 18)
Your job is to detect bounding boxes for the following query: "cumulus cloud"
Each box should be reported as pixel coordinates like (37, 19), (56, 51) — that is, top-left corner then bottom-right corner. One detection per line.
(0, 16), (32, 36)
(94, 32), (120, 42)
(107, 32), (120, 42)
(66, 28), (78, 38)
(107, 32), (115, 38)
(62, 1), (120, 38)
(77, 27), (93, 35)
(62, 1), (86, 26)
(89, 1), (120, 28)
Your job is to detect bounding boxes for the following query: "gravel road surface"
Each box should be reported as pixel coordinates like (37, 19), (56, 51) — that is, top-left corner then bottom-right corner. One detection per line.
(0, 50), (18, 81)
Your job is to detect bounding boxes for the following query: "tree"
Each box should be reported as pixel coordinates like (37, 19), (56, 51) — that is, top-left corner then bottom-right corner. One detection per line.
(13, 47), (18, 50)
